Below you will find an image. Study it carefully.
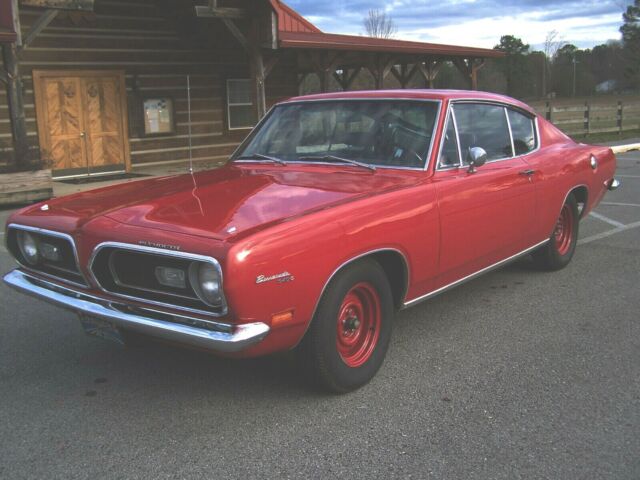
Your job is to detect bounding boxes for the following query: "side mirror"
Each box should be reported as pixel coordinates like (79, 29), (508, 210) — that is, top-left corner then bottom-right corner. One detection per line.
(467, 147), (487, 173)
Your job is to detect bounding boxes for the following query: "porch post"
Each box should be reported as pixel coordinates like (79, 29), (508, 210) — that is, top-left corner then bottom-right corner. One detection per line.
(2, 0), (30, 169)
(249, 49), (267, 118)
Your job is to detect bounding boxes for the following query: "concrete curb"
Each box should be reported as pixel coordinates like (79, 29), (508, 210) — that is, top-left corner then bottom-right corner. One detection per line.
(611, 143), (640, 154)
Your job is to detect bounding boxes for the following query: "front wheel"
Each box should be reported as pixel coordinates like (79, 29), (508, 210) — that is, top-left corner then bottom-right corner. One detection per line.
(297, 260), (394, 393)
(532, 193), (579, 271)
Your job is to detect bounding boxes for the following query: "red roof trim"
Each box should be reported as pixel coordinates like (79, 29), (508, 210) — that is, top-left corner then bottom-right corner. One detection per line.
(278, 31), (505, 58)
(269, 0), (321, 34)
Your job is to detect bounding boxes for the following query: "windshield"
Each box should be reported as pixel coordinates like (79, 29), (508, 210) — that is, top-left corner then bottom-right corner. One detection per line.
(235, 100), (440, 169)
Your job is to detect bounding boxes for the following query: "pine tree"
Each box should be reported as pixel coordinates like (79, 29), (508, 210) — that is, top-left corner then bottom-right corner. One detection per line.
(620, 0), (640, 88)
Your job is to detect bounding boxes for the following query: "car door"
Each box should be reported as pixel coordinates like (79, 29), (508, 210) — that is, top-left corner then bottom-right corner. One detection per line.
(433, 102), (536, 286)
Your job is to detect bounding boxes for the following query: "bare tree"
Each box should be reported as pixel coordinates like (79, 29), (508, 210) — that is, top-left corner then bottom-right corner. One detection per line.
(363, 9), (398, 38)
(542, 30), (565, 97)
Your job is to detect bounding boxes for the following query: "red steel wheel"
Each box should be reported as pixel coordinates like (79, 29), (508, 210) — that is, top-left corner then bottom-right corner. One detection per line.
(297, 259), (393, 393)
(532, 193), (579, 271)
(554, 203), (575, 256)
(335, 282), (381, 368)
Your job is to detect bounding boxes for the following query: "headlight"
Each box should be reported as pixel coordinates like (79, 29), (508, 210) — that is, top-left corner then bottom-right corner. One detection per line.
(17, 231), (39, 265)
(189, 262), (224, 307)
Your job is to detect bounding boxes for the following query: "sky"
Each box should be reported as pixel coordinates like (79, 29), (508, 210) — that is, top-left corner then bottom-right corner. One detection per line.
(286, 0), (633, 50)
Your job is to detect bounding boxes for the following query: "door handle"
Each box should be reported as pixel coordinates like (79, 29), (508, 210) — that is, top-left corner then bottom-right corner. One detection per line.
(79, 132), (86, 138)
(519, 169), (536, 176)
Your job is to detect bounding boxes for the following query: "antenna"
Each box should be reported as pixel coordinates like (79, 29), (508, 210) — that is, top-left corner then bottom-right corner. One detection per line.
(187, 74), (193, 174)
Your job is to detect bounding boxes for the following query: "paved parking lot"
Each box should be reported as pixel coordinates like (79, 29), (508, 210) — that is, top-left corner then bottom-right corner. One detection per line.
(1, 152), (639, 479)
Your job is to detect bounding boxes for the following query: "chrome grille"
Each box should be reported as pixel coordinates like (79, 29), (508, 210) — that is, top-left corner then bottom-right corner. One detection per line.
(90, 243), (227, 316)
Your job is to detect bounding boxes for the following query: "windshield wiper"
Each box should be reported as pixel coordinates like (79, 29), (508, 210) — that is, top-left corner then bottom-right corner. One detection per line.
(235, 153), (287, 166)
(298, 155), (376, 172)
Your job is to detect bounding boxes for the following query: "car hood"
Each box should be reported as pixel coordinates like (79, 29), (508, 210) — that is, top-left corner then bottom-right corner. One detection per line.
(22, 165), (416, 240)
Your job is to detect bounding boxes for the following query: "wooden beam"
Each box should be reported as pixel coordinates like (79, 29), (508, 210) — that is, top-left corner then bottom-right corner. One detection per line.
(19, 0), (93, 11)
(194, 5), (245, 19)
(20, 9), (58, 51)
(263, 54), (280, 79)
(3, 0), (30, 169)
(418, 59), (443, 88)
(10, 0), (22, 46)
(453, 58), (484, 90)
(221, 18), (248, 51)
(368, 54), (395, 89)
(310, 51), (344, 92)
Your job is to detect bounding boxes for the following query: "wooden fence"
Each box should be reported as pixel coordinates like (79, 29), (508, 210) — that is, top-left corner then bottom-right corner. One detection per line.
(533, 100), (640, 136)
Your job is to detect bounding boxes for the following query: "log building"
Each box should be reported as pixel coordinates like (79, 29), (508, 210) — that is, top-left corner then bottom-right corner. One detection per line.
(0, 0), (503, 178)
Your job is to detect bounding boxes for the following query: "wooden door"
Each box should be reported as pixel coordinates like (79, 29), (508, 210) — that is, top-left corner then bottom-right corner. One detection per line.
(33, 70), (131, 178)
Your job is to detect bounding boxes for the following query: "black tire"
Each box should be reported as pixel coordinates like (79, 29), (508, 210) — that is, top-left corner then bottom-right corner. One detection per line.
(297, 259), (394, 393)
(532, 193), (579, 271)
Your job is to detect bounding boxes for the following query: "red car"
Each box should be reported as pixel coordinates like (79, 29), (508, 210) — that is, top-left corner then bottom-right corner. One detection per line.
(3, 90), (619, 392)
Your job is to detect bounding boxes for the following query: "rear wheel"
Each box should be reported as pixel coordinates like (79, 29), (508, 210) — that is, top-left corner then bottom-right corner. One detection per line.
(298, 260), (393, 393)
(532, 193), (579, 270)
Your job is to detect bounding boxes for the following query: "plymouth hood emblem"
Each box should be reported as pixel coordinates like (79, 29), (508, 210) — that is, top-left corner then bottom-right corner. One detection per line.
(138, 240), (181, 251)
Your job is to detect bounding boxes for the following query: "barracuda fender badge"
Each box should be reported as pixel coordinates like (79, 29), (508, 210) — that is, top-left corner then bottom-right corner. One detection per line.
(256, 271), (295, 284)
(138, 240), (181, 251)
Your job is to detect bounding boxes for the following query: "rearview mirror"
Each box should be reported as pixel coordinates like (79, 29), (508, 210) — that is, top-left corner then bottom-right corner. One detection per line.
(467, 147), (487, 173)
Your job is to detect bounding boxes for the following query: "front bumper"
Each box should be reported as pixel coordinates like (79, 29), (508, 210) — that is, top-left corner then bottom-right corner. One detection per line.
(3, 269), (270, 353)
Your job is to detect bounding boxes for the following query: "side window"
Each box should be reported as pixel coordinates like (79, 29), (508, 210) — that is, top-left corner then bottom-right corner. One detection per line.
(438, 113), (460, 168)
(453, 103), (513, 162)
(507, 109), (536, 155)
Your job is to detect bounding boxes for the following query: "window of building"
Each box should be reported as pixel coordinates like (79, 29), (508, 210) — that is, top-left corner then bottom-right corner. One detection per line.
(507, 109), (537, 155)
(227, 79), (257, 130)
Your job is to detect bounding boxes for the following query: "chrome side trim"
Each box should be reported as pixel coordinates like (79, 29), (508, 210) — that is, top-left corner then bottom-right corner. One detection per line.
(504, 106), (516, 157)
(89, 242), (228, 317)
(7, 223), (89, 288)
(3, 270), (268, 353)
(402, 239), (549, 308)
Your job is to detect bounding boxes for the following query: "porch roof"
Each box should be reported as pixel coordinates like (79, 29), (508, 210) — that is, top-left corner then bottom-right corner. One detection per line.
(269, 0), (503, 59)
(278, 31), (505, 58)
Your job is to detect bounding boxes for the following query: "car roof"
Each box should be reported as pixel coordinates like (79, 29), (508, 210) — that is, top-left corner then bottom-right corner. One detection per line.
(281, 89), (536, 115)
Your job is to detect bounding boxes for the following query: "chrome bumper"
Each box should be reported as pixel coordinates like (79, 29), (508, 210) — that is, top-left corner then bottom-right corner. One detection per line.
(608, 178), (621, 191)
(3, 269), (270, 353)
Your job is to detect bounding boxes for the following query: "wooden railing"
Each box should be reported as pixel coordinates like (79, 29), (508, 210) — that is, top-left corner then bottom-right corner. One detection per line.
(532, 100), (640, 136)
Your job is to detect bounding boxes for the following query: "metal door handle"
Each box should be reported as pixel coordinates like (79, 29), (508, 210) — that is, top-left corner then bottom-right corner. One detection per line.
(519, 169), (536, 176)
(79, 132), (86, 138)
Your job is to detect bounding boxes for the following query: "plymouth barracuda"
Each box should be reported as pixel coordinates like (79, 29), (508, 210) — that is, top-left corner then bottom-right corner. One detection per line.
(3, 90), (620, 392)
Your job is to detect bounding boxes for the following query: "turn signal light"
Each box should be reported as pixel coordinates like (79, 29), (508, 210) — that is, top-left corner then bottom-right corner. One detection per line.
(271, 310), (294, 327)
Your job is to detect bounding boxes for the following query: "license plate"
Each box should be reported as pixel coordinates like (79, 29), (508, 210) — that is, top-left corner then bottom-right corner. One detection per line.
(79, 314), (124, 346)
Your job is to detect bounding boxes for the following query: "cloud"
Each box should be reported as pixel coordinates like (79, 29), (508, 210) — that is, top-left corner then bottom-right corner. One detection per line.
(286, 0), (630, 49)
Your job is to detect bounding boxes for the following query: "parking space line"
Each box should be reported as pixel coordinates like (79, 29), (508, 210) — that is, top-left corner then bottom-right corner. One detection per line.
(579, 220), (640, 245)
(617, 174), (640, 178)
(589, 211), (626, 228)
(601, 202), (640, 208)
